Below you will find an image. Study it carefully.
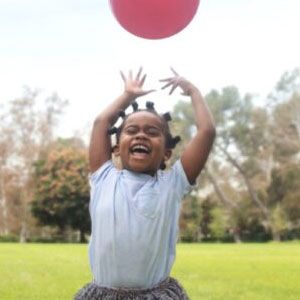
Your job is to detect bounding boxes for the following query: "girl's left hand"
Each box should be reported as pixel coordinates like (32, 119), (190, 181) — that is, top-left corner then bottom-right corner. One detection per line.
(159, 67), (198, 96)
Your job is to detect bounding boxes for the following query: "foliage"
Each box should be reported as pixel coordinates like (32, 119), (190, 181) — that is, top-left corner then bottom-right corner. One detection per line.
(269, 204), (289, 241)
(208, 207), (228, 241)
(0, 89), (68, 241)
(31, 139), (90, 242)
(179, 195), (202, 242)
(268, 166), (300, 228)
(0, 234), (19, 242)
(168, 67), (300, 242)
(1, 68), (300, 243)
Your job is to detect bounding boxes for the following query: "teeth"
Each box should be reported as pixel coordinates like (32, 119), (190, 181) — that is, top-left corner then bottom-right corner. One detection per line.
(132, 144), (149, 153)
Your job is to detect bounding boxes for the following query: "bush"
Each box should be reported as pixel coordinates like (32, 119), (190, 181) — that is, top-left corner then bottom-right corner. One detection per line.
(0, 234), (19, 242)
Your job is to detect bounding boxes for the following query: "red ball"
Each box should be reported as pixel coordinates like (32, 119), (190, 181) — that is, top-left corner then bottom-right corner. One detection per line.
(110, 0), (200, 39)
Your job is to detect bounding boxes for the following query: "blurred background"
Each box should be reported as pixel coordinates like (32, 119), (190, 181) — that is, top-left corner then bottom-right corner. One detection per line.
(0, 0), (299, 243)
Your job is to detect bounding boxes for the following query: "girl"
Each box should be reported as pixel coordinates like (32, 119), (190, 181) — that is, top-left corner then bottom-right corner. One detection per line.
(75, 68), (215, 299)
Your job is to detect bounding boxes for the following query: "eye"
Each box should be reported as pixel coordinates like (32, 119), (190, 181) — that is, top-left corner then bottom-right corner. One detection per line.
(124, 126), (138, 135)
(146, 127), (162, 136)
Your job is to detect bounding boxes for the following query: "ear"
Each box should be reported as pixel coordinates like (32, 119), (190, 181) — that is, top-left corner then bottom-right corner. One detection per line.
(164, 149), (172, 161)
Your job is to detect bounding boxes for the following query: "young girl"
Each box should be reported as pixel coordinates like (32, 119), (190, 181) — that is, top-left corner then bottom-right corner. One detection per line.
(75, 68), (215, 299)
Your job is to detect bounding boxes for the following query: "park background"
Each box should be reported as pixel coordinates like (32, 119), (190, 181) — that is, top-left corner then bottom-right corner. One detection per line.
(0, 0), (300, 299)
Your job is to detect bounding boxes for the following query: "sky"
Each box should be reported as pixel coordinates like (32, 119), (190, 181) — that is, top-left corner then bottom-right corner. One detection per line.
(0, 0), (299, 138)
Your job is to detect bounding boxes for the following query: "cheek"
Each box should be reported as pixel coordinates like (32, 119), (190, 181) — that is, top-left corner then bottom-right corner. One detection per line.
(118, 136), (130, 154)
(119, 133), (130, 144)
(153, 137), (167, 153)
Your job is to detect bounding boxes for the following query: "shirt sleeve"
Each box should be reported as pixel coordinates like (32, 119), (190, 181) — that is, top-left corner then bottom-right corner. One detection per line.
(89, 160), (114, 185)
(89, 160), (116, 212)
(169, 159), (194, 201)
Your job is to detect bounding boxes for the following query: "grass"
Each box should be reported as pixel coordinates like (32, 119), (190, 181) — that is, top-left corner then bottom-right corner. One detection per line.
(0, 242), (299, 299)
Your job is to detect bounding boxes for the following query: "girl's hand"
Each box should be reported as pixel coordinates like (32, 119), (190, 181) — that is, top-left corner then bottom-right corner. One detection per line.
(160, 67), (198, 96)
(120, 67), (155, 99)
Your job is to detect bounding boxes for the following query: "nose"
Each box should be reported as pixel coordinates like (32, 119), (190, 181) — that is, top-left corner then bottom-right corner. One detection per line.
(134, 130), (147, 140)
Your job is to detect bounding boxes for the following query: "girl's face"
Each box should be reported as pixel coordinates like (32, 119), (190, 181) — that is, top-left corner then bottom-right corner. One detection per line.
(114, 111), (171, 175)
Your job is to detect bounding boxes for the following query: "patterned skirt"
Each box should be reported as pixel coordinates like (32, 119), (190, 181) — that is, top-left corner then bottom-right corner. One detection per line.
(74, 277), (189, 300)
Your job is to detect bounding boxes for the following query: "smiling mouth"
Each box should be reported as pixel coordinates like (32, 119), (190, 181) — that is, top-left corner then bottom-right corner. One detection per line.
(130, 144), (151, 155)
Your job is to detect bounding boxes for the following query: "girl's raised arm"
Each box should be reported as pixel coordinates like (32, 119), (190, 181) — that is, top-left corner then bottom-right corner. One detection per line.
(89, 68), (154, 173)
(160, 68), (216, 184)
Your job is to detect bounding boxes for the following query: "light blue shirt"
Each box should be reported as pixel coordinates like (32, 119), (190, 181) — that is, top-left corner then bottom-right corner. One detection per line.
(88, 160), (192, 288)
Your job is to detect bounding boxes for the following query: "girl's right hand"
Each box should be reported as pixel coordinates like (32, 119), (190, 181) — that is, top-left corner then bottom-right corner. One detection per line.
(120, 67), (155, 99)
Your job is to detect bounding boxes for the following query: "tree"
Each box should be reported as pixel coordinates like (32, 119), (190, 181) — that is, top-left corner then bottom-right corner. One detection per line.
(267, 165), (300, 239)
(0, 109), (14, 235)
(204, 166), (242, 242)
(32, 139), (90, 242)
(179, 195), (202, 242)
(169, 92), (243, 242)
(209, 207), (228, 241)
(265, 69), (300, 239)
(0, 88), (68, 241)
(170, 82), (299, 242)
(269, 204), (289, 241)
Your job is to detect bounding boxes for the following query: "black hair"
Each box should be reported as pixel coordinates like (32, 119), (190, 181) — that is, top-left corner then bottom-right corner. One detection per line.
(108, 101), (181, 170)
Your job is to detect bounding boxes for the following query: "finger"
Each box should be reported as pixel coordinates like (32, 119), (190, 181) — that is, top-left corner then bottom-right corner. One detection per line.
(181, 91), (189, 96)
(144, 89), (156, 95)
(170, 67), (179, 76)
(159, 77), (174, 82)
(128, 70), (133, 80)
(169, 82), (179, 95)
(161, 81), (173, 90)
(140, 74), (147, 86)
(135, 67), (143, 81)
(120, 71), (126, 82)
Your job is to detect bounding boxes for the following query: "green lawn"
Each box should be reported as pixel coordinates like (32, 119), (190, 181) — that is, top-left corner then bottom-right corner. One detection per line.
(0, 243), (299, 299)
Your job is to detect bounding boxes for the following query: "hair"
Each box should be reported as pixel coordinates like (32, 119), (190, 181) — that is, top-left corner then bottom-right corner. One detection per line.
(108, 101), (181, 170)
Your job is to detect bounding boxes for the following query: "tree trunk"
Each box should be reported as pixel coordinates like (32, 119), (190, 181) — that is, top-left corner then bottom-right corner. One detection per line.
(19, 189), (29, 243)
(266, 153), (275, 186)
(0, 173), (9, 235)
(233, 229), (242, 243)
(214, 144), (286, 241)
(20, 221), (27, 243)
(80, 230), (86, 243)
(216, 144), (270, 218)
(205, 167), (237, 208)
(205, 166), (242, 243)
(271, 229), (281, 242)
